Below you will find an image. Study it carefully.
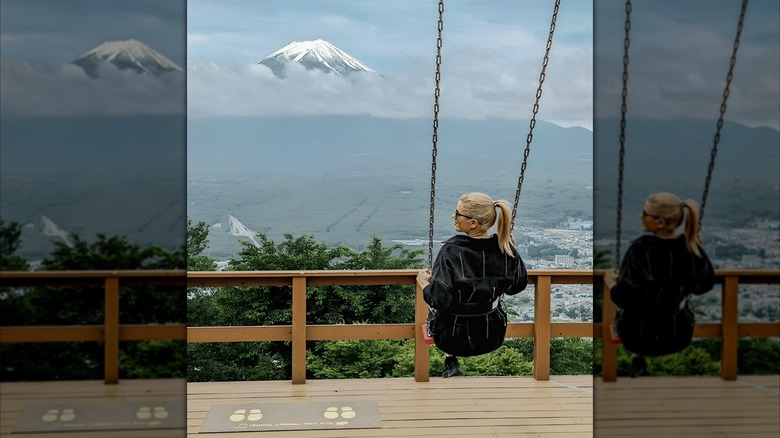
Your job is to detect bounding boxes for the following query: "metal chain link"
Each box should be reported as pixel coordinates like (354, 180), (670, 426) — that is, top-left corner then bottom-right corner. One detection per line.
(510, 0), (560, 233)
(615, 0), (632, 268)
(428, 0), (444, 269)
(700, 0), (748, 226)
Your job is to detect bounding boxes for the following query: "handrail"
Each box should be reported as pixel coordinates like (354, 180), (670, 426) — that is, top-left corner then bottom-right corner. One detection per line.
(4, 269), (774, 385)
(0, 270), (187, 384)
(593, 269), (780, 382)
(186, 269), (594, 384)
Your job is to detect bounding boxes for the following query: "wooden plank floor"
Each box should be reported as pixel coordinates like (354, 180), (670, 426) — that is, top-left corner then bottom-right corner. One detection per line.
(7, 376), (775, 437)
(1, 379), (186, 437)
(187, 376), (594, 437)
(594, 375), (780, 437)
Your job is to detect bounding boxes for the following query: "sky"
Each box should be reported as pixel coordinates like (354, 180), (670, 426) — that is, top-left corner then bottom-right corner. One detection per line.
(186, 0), (594, 129)
(0, 0), (185, 117)
(0, 0), (185, 66)
(595, 0), (780, 130)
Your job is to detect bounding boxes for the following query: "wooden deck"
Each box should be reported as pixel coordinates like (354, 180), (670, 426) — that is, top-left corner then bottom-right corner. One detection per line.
(0, 379), (186, 437)
(4, 375), (778, 436)
(594, 375), (780, 437)
(187, 376), (593, 437)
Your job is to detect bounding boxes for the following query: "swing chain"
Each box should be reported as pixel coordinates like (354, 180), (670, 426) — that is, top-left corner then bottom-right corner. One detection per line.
(511, 0), (560, 233)
(428, 0), (444, 269)
(700, 0), (748, 226)
(615, 0), (632, 268)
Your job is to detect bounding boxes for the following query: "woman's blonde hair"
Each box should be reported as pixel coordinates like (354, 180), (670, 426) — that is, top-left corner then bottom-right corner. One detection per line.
(645, 192), (703, 256)
(458, 192), (516, 256)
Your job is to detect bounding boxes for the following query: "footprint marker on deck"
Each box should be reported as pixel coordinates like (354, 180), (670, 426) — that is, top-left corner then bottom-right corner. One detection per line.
(229, 409), (246, 422)
(324, 407), (356, 419)
(247, 409), (263, 421)
(137, 407), (152, 420)
(42, 408), (75, 422)
(153, 406), (169, 419)
(229, 408), (262, 422)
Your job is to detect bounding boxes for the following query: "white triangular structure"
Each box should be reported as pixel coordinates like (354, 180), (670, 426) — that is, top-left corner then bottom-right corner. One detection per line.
(41, 215), (74, 248)
(227, 214), (261, 248)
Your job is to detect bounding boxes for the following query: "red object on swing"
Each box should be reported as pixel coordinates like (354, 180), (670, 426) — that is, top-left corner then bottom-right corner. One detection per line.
(421, 323), (435, 345)
(609, 323), (622, 345)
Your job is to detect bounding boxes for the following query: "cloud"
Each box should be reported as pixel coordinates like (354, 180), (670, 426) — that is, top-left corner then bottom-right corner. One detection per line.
(0, 60), (184, 116)
(187, 33), (210, 43)
(0, 33), (22, 43)
(187, 49), (593, 130)
(595, 44), (780, 130)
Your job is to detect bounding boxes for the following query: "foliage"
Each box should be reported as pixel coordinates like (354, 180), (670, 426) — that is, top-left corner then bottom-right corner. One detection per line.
(308, 340), (408, 379)
(187, 219), (216, 271)
(0, 226), (186, 381)
(306, 338), (594, 379)
(186, 230), (425, 382)
(550, 338), (594, 375)
(0, 218), (29, 271)
(593, 338), (780, 377)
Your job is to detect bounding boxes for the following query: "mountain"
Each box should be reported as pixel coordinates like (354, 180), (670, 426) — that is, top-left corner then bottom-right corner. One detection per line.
(73, 39), (183, 78)
(258, 39), (375, 78)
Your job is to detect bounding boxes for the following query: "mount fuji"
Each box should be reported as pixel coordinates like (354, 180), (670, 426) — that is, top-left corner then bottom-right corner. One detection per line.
(258, 39), (375, 78)
(73, 39), (183, 78)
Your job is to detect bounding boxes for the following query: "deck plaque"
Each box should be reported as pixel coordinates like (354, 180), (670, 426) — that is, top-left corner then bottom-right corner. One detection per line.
(12, 401), (185, 433)
(199, 401), (381, 433)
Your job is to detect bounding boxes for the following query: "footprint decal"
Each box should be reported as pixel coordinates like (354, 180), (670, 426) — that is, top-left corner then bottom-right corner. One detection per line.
(324, 407), (339, 419)
(247, 409), (263, 421)
(153, 406), (169, 419)
(137, 405), (169, 420)
(42, 408), (75, 422)
(229, 408), (262, 422)
(229, 409), (246, 422)
(137, 406), (152, 420)
(42, 409), (58, 422)
(59, 409), (75, 421)
(323, 407), (356, 419)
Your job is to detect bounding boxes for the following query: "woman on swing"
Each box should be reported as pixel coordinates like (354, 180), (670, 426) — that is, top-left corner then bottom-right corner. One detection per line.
(605, 192), (715, 377)
(417, 192), (528, 377)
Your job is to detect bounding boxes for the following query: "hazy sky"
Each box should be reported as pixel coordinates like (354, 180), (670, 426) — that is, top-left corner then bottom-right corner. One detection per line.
(0, 0), (185, 116)
(187, 0), (594, 129)
(0, 0), (185, 66)
(595, 0), (780, 130)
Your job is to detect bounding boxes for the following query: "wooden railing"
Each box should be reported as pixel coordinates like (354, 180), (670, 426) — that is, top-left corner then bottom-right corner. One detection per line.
(2, 269), (776, 385)
(0, 270), (187, 384)
(594, 269), (780, 382)
(186, 269), (594, 384)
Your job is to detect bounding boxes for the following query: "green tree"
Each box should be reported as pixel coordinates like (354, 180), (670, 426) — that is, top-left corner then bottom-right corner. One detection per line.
(0, 233), (186, 381)
(0, 218), (29, 271)
(187, 219), (216, 271)
(186, 232), (424, 382)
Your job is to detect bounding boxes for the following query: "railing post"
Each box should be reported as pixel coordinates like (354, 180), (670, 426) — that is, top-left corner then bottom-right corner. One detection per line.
(721, 276), (739, 381)
(601, 282), (617, 382)
(104, 276), (120, 384)
(291, 277), (307, 384)
(533, 275), (551, 380)
(414, 277), (430, 383)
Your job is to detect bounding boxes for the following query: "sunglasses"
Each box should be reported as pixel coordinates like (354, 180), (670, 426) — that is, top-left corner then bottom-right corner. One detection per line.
(454, 209), (473, 220)
(641, 210), (659, 219)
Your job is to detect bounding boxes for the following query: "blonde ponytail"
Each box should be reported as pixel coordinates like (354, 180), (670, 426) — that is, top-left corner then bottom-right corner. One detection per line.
(459, 193), (516, 257)
(680, 200), (703, 256)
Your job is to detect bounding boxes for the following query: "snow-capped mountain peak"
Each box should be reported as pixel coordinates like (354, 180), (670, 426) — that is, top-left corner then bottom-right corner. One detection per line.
(73, 39), (183, 78)
(258, 39), (374, 78)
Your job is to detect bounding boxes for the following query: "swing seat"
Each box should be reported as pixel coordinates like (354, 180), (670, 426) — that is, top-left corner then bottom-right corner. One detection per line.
(427, 303), (509, 357)
(615, 305), (695, 357)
